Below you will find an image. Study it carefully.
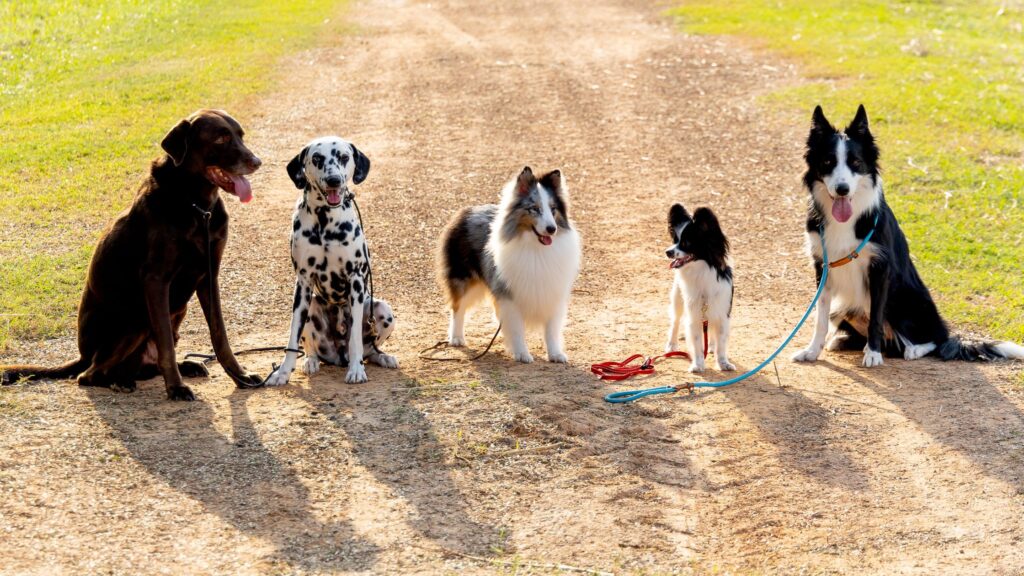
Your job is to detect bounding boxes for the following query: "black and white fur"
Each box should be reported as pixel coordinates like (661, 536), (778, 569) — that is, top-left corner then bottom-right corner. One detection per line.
(267, 136), (398, 386)
(439, 167), (581, 363)
(664, 204), (735, 373)
(792, 105), (1024, 367)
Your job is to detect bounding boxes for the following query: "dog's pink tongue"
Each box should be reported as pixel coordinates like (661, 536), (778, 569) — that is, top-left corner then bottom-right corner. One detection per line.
(230, 174), (253, 203)
(539, 235), (553, 246)
(327, 190), (341, 205)
(832, 196), (853, 223)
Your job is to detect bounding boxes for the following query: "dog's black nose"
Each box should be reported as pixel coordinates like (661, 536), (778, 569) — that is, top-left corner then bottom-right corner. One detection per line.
(545, 225), (556, 234)
(836, 183), (850, 196)
(248, 156), (262, 170)
(325, 176), (342, 188)
(666, 248), (674, 258)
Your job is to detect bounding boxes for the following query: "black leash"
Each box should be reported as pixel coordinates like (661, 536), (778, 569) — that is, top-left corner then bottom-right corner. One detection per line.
(191, 203), (305, 388)
(418, 323), (502, 362)
(347, 192), (388, 356)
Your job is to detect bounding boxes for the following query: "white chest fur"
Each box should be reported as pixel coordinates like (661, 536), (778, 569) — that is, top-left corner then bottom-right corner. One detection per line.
(808, 220), (875, 317)
(488, 228), (581, 324)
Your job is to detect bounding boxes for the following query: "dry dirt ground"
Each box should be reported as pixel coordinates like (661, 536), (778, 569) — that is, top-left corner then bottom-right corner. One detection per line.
(3, 0), (1024, 574)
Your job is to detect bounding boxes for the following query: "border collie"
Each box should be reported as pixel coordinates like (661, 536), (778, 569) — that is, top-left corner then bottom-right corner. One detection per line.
(664, 204), (735, 373)
(792, 105), (1024, 367)
(439, 166), (581, 363)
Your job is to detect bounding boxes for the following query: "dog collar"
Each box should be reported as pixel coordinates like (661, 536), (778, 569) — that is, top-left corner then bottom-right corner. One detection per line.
(825, 212), (879, 269)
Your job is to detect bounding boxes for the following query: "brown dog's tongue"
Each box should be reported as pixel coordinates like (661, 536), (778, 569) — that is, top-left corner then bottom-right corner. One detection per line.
(230, 174), (253, 203)
(832, 196), (852, 223)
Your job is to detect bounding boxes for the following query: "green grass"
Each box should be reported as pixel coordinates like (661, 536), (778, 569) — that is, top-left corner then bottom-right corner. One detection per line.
(0, 0), (345, 349)
(671, 0), (1024, 341)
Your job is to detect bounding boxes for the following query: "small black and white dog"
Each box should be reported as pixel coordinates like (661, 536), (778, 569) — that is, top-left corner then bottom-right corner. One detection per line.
(664, 204), (735, 373)
(266, 136), (398, 386)
(792, 105), (1024, 367)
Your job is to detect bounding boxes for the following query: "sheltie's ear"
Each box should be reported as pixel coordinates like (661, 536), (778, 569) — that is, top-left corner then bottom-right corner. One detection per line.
(539, 169), (563, 195)
(515, 166), (536, 196)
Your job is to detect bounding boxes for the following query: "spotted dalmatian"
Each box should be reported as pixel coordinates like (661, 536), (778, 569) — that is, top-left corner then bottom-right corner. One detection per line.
(266, 136), (398, 386)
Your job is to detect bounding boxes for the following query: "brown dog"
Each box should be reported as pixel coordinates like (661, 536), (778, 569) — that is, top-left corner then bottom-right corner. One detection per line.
(1, 109), (264, 400)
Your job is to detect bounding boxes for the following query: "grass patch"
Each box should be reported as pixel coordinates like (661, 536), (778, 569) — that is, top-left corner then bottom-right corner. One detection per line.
(671, 0), (1024, 340)
(0, 0), (346, 349)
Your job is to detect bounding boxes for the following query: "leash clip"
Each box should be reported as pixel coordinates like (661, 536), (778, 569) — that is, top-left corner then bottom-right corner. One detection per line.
(640, 357), (653, 370)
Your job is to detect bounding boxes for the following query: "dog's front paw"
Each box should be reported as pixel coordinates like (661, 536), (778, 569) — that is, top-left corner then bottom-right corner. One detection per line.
(665, 340), (679, 353)
(512, 350), (534, 364)
(178, 360), (210, 378)
(167, 385), (196, 401)
(862, 348), (884, 368)
(346, 363), (368, 384)
(548, 351), (568, 364)
(688, 363), (705, 374)
(264, 368), (292, 387)
(447, 335), (466, 347)
(717, 360), (736, 371)
(231, 370), (265, 389)
(302, 355), (320, 376)
(373, 353), (399, 369)
(792, 347), (821, 363)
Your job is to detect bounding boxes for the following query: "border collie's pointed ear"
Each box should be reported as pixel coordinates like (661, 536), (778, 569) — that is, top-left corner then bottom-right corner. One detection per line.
(286, 146), (309, 189)
(811, 105), (834, 133)
(846, 104), (870, 138)
(352, 145), (370, 185)
(515, 166), (535, 196)
(668, 203), (690, 227)
(161, 119), (191, 166)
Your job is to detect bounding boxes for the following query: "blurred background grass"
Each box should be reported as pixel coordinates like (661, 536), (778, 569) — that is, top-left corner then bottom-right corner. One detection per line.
(672, 0), (1024, 341)
(0, 0), (345, 349)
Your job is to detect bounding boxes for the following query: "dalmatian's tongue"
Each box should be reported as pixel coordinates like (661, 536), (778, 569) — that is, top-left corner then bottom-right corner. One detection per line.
(327, 190), (342, 205)
(229, 173), (253, 203)
(832, 196), (853, 223)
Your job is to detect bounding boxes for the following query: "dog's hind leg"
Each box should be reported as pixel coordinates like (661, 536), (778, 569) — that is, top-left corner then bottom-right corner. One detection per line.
(665, 284), (684, 353)
(448, 280), (485, 347)
(344, 281), (368, 384)
(826, 320), (867, 351)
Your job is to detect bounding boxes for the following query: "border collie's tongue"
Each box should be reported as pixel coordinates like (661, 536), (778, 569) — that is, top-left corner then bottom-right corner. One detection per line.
(538, 234), (553, 246)
(832, 196), (853, 223)
(229, 173), (253, 203)
(327, 190), (342, 206)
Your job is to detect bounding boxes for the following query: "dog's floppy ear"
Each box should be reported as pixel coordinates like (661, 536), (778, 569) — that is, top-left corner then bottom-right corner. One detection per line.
(515, 166), (536, 196)
(286, 146), (309, 189)
(352, 145), (371, 185)
(161, 119), (191, 166)
(811, 105), (835, 134)
(693, 207), (723, 233)
(846, 104), (871, 138)
(668, 203), (690, 228)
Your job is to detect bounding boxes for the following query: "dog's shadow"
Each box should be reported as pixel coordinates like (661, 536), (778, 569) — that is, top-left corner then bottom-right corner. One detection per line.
(85, 381), (379, 572)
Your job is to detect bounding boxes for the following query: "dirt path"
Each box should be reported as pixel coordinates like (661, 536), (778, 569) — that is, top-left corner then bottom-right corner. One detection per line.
(3, 0), (1024, 574)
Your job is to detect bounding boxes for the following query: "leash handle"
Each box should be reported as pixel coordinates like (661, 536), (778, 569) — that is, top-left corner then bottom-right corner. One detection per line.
(605, 385), (681, 403)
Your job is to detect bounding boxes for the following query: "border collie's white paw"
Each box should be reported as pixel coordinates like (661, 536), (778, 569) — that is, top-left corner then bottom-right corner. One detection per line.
(447, 336), (466, 347)
(862, 348), (884, 368)
(903, 342), (936, 361)
(345, 363), (368, 383)
(373, 353), (399, 369)
(688, 363), (705, 374)
(302, 355), (320, 375)
(792, 347), (822, 363)
(665, 340), (679, 353)
(548, 352), (568, 364)
(717, 360), (736, 371)
(265, 368), (292, 387)
(512, 350), (534, 364)
(825, 335), (847, 352)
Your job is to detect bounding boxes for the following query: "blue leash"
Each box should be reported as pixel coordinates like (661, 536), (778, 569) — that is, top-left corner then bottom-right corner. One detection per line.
(604, 214), (878, 403)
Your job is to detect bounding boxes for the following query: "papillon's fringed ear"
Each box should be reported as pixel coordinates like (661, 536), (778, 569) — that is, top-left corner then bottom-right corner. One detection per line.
(161, 119), (191, 166)
(352, 145), (371, 185)
(811, 105), (834, 134)
(515, 166), (536, 196)
(846, 104), (871, 138)
(286, 146), (309, 189)
(693, 207), (722, 232)
(668, 203), (690, 227)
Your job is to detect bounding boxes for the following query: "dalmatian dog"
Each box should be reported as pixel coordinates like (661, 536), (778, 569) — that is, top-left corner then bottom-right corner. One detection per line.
(266, 136), (399, 386)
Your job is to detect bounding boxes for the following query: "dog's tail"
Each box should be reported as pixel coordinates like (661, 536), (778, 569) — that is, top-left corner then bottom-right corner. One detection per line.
(938, 338), (1024, 362)
(1, 357), (88, 385)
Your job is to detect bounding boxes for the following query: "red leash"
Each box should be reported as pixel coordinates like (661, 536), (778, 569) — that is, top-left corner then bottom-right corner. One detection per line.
(591, 322), (709, 381)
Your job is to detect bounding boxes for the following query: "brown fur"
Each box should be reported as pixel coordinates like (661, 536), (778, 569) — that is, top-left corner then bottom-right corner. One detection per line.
(1, 110), (265, 400)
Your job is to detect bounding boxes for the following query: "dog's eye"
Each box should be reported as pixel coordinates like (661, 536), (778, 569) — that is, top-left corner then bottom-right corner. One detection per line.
(340, 154), (350, 164)
(214, 135), (230, 145)
(849, 159), (863, 170)
(528, 206), (540, 214)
